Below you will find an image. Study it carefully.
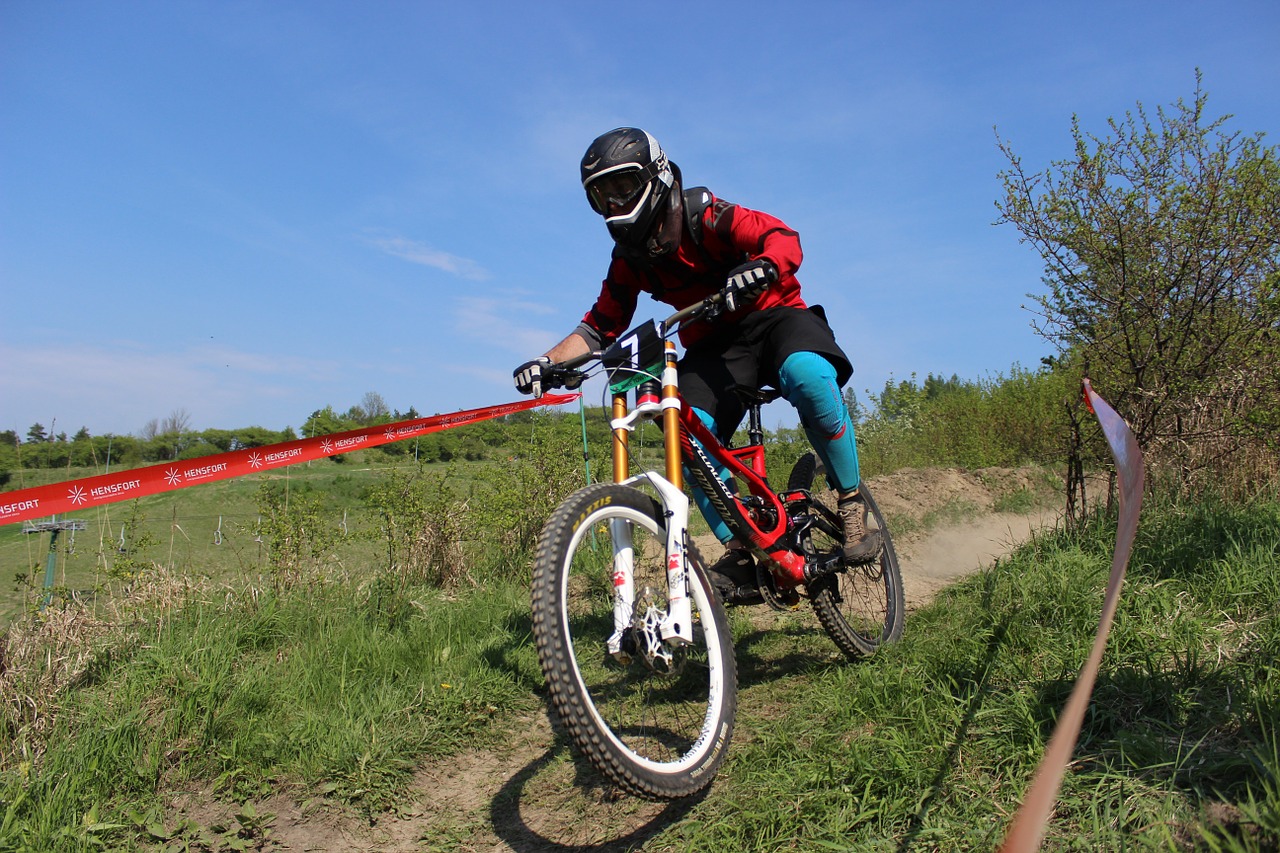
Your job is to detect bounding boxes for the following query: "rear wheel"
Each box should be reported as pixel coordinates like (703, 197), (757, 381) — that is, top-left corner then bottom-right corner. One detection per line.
(788, 453), (905, 659)
(530, 483), (736, 798)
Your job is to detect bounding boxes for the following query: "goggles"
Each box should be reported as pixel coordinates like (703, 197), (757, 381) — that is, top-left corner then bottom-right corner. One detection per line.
(584, 159), (665, 221)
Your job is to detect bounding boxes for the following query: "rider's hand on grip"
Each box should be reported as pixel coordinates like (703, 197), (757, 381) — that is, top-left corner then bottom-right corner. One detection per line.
(514, 357), (552, 398)
(720, 259), (777, 313)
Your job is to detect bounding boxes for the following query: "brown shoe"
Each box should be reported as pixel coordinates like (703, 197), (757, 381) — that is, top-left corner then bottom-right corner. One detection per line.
(838, 492), (883, 564)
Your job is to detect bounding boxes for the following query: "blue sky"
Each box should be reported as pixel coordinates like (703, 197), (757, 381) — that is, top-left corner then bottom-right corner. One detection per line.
(3, 1), (1278, 438)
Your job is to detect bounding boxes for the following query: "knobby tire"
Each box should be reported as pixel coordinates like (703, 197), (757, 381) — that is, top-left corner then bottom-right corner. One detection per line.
(530, 483), (737, 799)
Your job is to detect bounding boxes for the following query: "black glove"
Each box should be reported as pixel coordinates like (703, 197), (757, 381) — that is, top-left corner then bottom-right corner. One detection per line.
(720, 259), (778, 312)
(514, 357), (552, 398)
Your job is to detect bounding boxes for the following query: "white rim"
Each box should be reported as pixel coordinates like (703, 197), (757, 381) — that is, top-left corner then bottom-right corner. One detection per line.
(560, 502), (727, 775)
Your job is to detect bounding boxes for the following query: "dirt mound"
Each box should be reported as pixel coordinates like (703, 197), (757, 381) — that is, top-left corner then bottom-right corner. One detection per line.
(867, 465), (1056, 524)
(863, 466), (1064, 606)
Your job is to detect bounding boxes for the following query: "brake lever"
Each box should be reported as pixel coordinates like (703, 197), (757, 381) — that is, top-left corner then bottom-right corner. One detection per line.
(699, 301), (725, 323)
(662, 293), (725, 335)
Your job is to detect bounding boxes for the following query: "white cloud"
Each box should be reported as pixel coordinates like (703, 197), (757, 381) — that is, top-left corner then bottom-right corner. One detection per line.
(452, 295), (567, 356)
(365, 235), (490, 280)
(0, 341), (340, 435)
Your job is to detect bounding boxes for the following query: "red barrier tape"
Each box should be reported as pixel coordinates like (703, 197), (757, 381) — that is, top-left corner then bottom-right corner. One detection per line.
(0, 394), (580, 526)
(999, 379), (1145, 851)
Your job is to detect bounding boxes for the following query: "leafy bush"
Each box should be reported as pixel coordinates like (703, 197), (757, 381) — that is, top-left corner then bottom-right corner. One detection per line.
(851, 362), (1082, 475)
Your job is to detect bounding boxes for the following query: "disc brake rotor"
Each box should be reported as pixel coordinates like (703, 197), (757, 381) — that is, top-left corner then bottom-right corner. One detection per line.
(631, 586), (684, 675)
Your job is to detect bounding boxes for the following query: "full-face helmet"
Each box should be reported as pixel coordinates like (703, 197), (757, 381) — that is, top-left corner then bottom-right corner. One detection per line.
(580, 127), (676, 248)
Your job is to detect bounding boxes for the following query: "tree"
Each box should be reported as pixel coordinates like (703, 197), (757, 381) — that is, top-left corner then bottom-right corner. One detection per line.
(0, 430), (15, 487)
(302, 406), (350, 438)
(161, 408), (193, 435)
(996, 72), (1280, 493)
(137, 408), (196, 460)
(359, 391), (391, 424)
(26, 423), (48, 443)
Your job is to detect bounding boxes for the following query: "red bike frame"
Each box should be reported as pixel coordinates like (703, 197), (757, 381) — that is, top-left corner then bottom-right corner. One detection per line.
(676, 407), (808, 587)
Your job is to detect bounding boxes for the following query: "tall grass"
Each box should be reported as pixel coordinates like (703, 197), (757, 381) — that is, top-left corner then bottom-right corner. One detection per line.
(854, 364), (1084, 474)
(0, 573), (543, 850)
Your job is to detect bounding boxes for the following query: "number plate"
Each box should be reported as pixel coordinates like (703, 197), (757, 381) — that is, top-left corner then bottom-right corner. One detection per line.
(602, 321), (664, 393)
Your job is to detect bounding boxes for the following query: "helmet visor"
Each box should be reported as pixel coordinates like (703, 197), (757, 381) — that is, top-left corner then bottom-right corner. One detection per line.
(585, 166), (649, 219)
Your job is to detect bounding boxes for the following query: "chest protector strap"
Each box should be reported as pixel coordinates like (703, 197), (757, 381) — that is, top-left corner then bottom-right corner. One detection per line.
(683, 186), (714, 250)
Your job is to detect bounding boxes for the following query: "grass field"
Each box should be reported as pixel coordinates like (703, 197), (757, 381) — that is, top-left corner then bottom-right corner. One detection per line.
(0, 479), (1276, 850)
(0, 451), (532, 628)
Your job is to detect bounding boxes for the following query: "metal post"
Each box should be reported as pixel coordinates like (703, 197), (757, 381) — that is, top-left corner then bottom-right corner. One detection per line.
(43, 528), (61, 609)
(24, 516), (88, 610)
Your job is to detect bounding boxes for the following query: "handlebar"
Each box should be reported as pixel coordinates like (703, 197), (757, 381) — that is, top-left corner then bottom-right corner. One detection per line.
(536, 292), (726, 393)
(660, 291), (724, 331)
(554, 292), (724, 374)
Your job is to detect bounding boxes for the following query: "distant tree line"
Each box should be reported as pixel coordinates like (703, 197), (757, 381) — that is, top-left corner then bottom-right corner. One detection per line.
(0, 419), (299, 485)
(0, 390), (595, 485)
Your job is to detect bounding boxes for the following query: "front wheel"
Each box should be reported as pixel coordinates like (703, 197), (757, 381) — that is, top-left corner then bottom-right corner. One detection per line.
(788, 453), (906, 659)
(530, 483), (737, 798)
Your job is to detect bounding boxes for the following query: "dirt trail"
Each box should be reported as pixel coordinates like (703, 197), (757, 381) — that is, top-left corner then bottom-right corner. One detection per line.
(895, 509), (1058, 606)
(864, 466), (1063, 607)
(185, 467), (1066, 852)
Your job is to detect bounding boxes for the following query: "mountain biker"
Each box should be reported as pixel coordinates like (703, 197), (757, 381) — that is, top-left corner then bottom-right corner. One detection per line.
(514, 127), (881, 602)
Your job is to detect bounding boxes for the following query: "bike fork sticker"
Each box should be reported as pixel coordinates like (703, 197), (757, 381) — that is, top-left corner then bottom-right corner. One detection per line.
(666, 552), (685, 598)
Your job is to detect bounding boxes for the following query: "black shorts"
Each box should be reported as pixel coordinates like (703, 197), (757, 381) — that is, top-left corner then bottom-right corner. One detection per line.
(678, 305), (852, 439)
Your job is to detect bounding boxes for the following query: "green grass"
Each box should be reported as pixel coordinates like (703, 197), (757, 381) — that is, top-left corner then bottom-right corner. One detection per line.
(2, 483), (1277, 849)
(0, 456), (405, 626)
(661, 497), (1280, 850)
(0, 448), (571, 628)
(0, 577), (543, 850)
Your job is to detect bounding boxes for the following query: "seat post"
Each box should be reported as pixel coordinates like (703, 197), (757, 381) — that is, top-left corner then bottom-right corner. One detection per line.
(732, 385), (781, 448)
(746, 402), (765, 448)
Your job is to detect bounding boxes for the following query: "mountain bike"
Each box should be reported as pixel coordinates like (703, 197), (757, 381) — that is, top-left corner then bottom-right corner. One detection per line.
(529, 293), (905, 798)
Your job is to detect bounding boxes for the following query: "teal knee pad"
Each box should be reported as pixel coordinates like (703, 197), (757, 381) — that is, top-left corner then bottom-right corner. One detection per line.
(778, 351), (861, 491)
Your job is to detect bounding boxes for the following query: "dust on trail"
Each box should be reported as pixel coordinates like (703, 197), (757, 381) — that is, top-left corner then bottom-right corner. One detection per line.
(200, 467), (1067, 852)
(895, 509), (1058, 607)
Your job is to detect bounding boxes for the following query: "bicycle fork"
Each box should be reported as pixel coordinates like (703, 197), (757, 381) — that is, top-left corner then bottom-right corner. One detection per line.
(605, 341), (696, 661)
(604, 472), (696, 664)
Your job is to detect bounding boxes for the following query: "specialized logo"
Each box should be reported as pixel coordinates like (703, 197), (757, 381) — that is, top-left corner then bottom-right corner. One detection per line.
(684, 434), (739, 521)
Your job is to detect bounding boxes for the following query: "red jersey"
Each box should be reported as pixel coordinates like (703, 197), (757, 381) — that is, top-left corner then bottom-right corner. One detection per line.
(576, 189), (808, 349)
